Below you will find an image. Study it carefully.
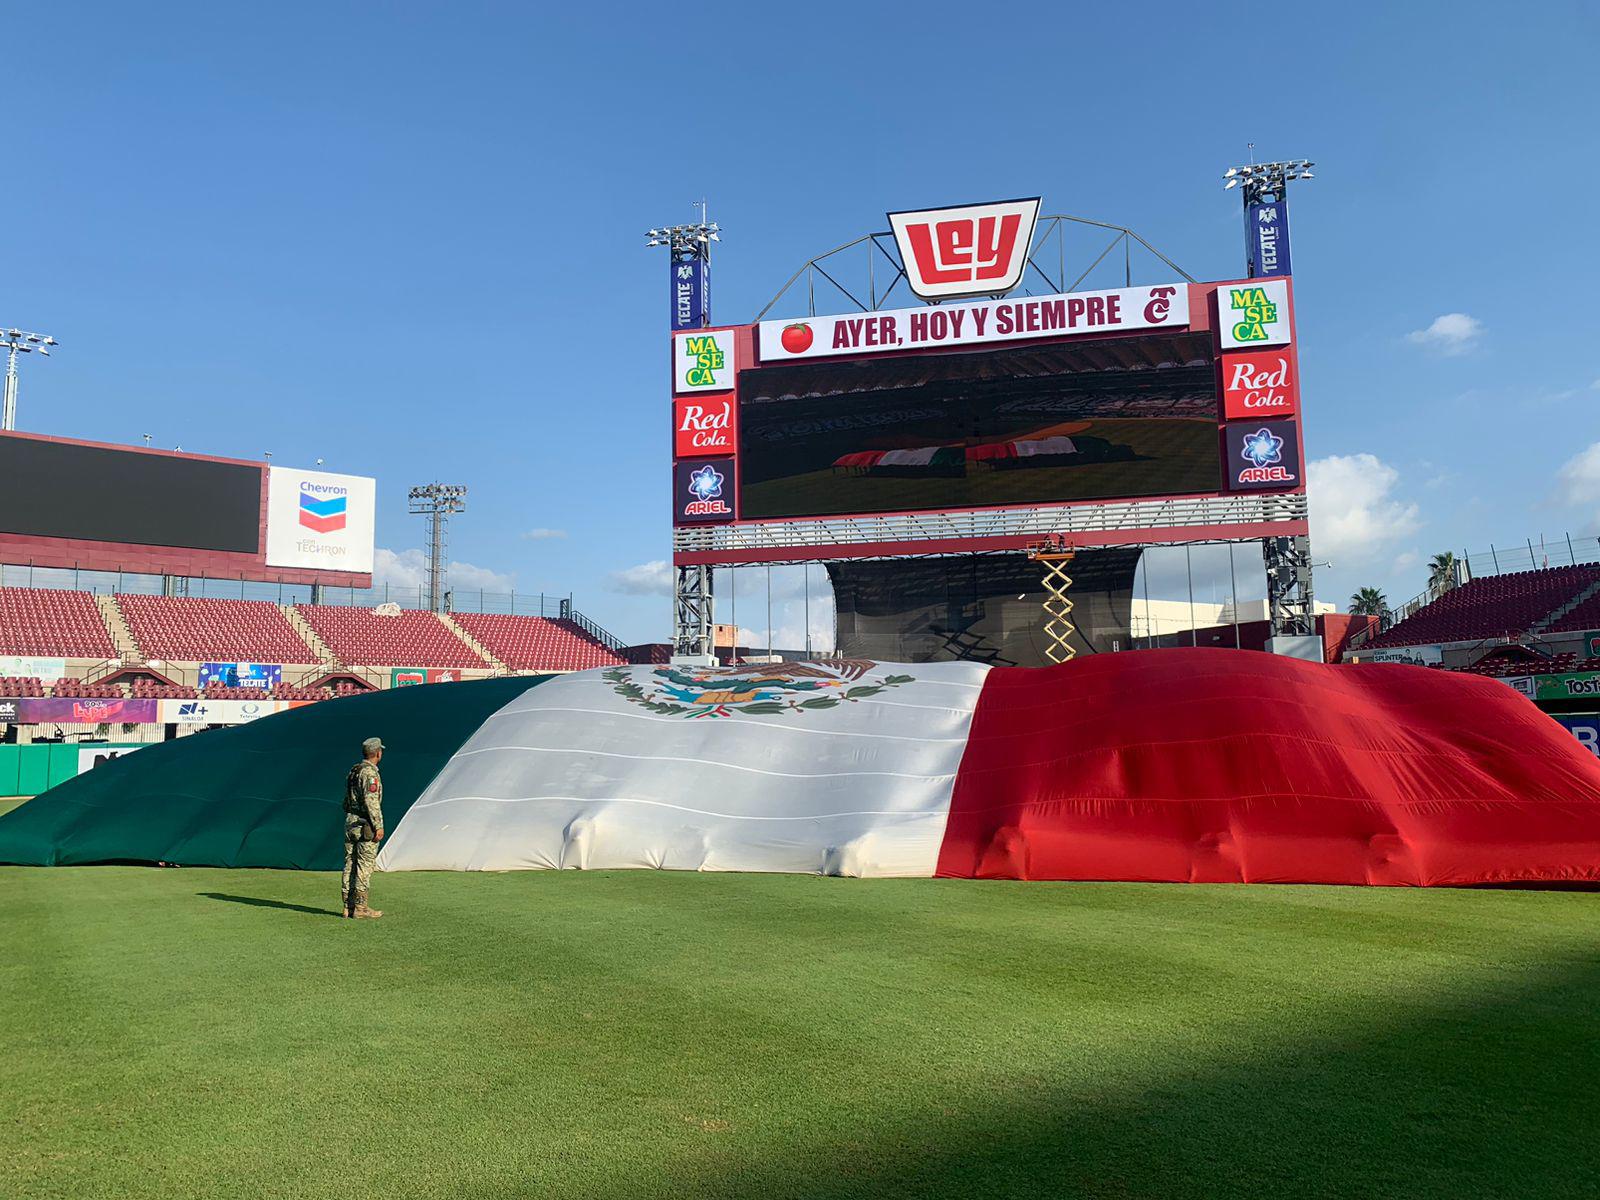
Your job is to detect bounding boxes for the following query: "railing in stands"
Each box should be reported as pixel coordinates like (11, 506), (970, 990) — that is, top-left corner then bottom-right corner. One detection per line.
(564, 607), (626, 653)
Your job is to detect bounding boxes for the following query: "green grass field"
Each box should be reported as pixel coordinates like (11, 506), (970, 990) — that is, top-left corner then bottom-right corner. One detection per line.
(3, 865), (1597, 1199)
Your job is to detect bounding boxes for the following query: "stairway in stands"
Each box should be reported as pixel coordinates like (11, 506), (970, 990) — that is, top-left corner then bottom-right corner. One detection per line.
(440, 613), (508, 673)
(1528, 576), (1600, 637)
(96, 595), (141, 663)
(281, 605), (339, 669)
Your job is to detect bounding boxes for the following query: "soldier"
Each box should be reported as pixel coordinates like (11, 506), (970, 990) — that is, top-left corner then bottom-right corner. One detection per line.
(341, 736), (386, 919)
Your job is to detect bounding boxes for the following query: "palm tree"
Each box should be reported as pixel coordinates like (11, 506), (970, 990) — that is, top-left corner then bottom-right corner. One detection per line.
(1427, 552), (1459, 593)
(1349, 587), (1389, 617)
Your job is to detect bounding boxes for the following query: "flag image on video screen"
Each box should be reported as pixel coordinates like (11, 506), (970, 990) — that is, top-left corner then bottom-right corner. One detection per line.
(737, 333), (1221, 520)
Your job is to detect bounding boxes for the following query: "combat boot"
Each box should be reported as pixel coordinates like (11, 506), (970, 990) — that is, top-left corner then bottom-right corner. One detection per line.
(353, 904), (384, 919)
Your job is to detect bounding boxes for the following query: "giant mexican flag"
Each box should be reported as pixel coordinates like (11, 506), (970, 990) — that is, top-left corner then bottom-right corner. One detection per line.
(5, 650), (1600, 886)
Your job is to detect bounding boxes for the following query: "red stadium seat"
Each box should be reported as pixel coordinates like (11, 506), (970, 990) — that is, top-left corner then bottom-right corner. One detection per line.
(1371, 565), (1600, 648)
(295, 605), (488, 670)
(116, 595), (318, 664)
(0, 588), (117, 658)
(452, 613), (626, 672)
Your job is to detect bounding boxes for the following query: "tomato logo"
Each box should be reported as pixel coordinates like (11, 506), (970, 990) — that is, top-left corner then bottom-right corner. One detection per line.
(780, 323), (813, 354)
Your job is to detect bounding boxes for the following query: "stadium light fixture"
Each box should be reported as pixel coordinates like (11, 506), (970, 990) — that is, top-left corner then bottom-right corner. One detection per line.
(1, 327), (59, 432)
(408, 483), (469, 614)
(1221, 158), (1317, 205)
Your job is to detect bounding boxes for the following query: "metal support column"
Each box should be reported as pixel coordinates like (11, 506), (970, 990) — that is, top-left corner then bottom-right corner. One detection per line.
(672, 563), (715, 663)
(1264, 535), (1316, 637)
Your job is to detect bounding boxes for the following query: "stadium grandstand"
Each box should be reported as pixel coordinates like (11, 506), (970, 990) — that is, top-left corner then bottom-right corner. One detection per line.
(0, 580), (628, 739)
(1366, 564), (1600, 648)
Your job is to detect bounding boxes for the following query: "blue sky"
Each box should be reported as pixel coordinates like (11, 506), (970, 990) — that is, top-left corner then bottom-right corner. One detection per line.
(6, 2), (1598, 645)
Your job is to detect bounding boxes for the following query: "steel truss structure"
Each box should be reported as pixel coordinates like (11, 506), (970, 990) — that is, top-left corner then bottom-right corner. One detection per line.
(756, 214), (1195, 321)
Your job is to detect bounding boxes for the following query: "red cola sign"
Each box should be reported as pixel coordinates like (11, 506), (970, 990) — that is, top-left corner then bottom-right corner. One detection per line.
(674, 395), (736, 457)
(1222, 350), (1299, 420)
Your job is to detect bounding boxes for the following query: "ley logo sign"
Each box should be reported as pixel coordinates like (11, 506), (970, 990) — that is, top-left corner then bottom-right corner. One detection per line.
(887, 198), (1041, 301)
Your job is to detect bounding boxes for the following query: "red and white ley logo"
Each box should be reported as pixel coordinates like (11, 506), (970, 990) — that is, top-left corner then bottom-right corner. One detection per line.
(674, 395), (735, 457)
(1221, 350), (1299, 420)
(887, 198), (1041, 301)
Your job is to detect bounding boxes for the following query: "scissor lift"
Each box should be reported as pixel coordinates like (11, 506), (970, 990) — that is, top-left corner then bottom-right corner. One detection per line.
(1027, 535), (1078, 665)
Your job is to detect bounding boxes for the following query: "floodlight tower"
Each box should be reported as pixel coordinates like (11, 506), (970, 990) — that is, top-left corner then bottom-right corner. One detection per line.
(1224, 157), (1318, 643)
(407, 484), (467, 613)
(1, 328), (59, 431)
(1222, 158), (1314, 278)
(647, 207), (722, 663)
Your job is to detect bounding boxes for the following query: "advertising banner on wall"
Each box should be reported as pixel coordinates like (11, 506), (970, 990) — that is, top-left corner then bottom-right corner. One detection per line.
(6, 698), (160, 724)
(673, 329), (738, 393)
(0, 655), (66, 681)
(1360, 644), (1444, 666)
(265, 466), (377, 574)
(1221, 349), (1299, 420)
(757, 282), (1191, 363)
(673, 395), (736, 458)
(670, 258), (708, 331)
(1245, 201), (1292, 278)
(1584, 632), (1600, 657)
(1535, 672), (1600, 701)
(391, 668), (466, 687)
(1216, 279), (1292, 350)
(199, 662), (283, 689)
(158, 698), (285, 725)
(1224, 420), (1302, 492)
(1555, 715), (1600, 757)
(77, 744), (149, 775)
(673, 458), (736, 524)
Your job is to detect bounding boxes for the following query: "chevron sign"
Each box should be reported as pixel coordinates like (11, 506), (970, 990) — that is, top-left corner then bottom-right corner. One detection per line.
(298, 485), (348, 533)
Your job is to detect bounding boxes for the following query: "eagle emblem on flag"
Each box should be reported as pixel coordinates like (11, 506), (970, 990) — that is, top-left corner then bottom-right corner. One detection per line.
(603, 660), (914, 719)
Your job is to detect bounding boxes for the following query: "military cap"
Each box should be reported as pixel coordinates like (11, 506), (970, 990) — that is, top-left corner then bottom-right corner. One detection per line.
(362, 737), (386, 755)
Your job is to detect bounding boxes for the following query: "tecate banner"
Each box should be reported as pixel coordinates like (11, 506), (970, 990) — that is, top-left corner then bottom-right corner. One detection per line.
(670, 258), (708, 331)
(758, 283), (1190, 363)
(674, 457), (736, 524)
(674, 329), (738, 393)
(674, 395), (736, 458)
(1246, 201), (1292, 278)
(1216, 279), (1292, 350)
(265, 466), (377, 574)
(886, 197), (1041, 302)
(1225, 420), (1302, 492)
(1222, 349), (1299, 420)
(199, 662), (283, 689)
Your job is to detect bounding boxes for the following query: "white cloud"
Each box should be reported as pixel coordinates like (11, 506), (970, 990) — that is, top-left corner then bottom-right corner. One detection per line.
(1307, 454), (1422, 569)
(608, 559), (673, 596)
(373, 547), (514, 594)
(1404, 312), (1483, 355)
(1553, 442), (1600, 524)
(520, 528), (567, 541)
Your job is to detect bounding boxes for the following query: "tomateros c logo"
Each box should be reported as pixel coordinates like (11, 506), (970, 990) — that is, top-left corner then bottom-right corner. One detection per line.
(888, 198), (1040, 302)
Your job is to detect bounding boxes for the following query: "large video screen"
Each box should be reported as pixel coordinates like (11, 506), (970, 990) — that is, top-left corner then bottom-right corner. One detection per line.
(738, 333), (1220, 520)
(0, 436), (262, 552)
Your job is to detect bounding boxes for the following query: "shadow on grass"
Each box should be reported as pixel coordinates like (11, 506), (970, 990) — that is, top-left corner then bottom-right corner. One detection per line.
(197, 892), (341, 918)
(603, 953), (1600, 1200)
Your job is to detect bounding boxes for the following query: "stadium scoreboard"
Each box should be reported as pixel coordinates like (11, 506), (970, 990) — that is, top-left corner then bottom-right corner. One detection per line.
(670, 275), (1307, 565)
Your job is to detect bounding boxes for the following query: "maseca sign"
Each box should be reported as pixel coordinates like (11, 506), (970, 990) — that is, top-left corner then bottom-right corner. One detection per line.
(758, 282), (1190, 363)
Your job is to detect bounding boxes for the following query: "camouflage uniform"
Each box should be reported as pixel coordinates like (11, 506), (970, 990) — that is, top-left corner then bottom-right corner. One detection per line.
(341, 758), (384, 915)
